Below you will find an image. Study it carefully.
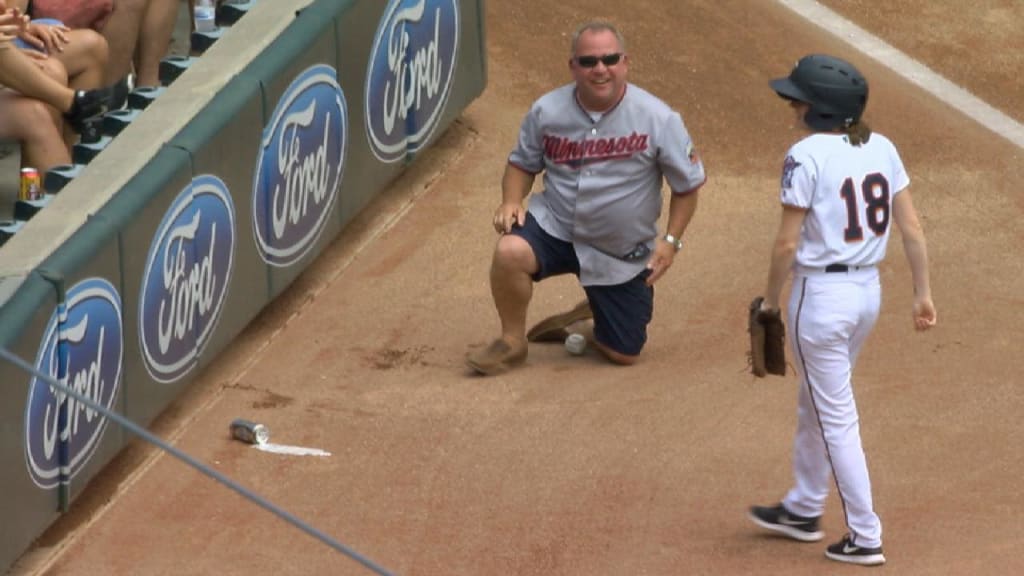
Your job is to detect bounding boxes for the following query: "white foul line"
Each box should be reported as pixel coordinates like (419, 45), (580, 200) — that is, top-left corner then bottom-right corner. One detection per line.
(255, 443), (332, 457)
(776, 0), (1024, 151)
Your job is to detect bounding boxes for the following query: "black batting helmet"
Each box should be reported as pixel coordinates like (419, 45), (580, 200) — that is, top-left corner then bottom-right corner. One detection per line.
(770, 54), (869, 131)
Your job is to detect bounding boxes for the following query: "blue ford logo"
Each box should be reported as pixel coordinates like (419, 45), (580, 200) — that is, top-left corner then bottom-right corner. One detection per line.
(25, 278), (123, 489)
(253, 64), (347, 267)
(365, 0), (460, 162)
(140, 175), (235, 383)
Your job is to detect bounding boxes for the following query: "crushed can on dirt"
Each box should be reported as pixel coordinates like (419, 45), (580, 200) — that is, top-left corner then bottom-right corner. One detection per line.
(230, 419), (270, 445)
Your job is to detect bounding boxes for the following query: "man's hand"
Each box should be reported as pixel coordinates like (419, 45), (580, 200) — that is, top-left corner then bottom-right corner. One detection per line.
(492, 202), (525, 234)
(645, 241), (676, 285)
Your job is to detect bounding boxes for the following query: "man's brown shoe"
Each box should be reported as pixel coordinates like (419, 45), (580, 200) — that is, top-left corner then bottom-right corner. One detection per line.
(466, 339), (527, 375)
(526, 300), (593, 343)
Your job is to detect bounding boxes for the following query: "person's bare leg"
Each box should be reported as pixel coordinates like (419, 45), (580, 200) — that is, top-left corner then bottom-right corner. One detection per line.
(593, 340), (640, 365)
(34, 55), (69, 128)
(134, 0), (178, 87)
(0, 43), (74, 112)
(490, 235), (536, 348)
(33, 55), (82, 148)
(0, 92), (72, 175)
(50, 29), (109, 91)
(99, 0), (147, 83)
(465, 235), (536, 374)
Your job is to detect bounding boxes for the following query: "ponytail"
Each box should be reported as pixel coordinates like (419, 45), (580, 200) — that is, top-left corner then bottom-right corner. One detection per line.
(843, 120), (872, 146)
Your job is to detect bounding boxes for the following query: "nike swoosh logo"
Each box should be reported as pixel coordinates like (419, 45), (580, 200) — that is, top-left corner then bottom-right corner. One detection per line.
(779, 515), (809, 527)
(843, 544), (861, 554)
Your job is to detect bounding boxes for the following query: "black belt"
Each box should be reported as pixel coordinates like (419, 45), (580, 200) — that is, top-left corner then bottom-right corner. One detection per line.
(824, 264), (862, 273)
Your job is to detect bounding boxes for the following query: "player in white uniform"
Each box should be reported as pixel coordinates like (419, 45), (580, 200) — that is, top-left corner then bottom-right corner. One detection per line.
(747, 54), (936, 566)
(465, 21), (705, 375)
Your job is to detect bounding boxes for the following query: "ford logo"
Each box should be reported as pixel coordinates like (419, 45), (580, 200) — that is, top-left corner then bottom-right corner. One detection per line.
(253, 64), (347, 267)
(140, 175), (236, 383)
(25, 277), (124, 489)
(365, 0), (460, 163)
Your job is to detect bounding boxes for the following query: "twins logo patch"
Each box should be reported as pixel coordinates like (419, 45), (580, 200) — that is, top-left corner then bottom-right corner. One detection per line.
(253, 64), (347, 267)
(365, 0), (460, 163)
(25, 278), (123, 489)
(781, 155), (801, 189)
(140, 175), (235, 383)
(687, 142), (700, 165)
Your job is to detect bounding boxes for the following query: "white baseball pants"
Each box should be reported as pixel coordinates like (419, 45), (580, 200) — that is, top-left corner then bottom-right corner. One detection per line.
(782, 267), (883, 549)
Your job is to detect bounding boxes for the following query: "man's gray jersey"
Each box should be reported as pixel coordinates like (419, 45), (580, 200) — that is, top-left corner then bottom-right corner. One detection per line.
(509, 83), (706, 285)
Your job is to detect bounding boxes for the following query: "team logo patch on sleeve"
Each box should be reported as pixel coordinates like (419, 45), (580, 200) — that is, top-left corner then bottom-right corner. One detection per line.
(781, 155), (801, 188)
(687, 142), (700, 164)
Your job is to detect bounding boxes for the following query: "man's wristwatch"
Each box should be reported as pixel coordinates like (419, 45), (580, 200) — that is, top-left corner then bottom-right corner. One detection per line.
(664, 233), (684, 252)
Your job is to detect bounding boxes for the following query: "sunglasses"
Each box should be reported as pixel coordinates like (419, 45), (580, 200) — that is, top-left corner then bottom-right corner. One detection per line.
(574, 53), (623, 68)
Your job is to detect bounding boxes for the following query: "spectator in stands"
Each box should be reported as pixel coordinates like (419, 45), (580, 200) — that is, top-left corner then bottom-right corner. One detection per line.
(8, 0), (110, 94)
(30, 0), (180, 88)
(23, 0), (113, 30)
(115, 0), (180, 88)
(0, 1), (118, 204)
(0, 5), (111, 136)
(0, 7), (71, 175)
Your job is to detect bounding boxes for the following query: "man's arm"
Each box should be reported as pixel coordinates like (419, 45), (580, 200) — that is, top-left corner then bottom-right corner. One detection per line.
(645, 189), (699, 285)
(493, 163), (536, 234)
(664, 189), (698, 243)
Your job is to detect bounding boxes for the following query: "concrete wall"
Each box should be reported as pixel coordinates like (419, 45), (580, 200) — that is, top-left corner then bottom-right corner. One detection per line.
(0, 0), (486, 571)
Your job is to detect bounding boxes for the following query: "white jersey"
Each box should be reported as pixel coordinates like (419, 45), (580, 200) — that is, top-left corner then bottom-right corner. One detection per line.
(780, 132), (909, 268)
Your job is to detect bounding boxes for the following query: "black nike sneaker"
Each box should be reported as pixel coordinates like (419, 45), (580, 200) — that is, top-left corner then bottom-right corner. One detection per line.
(748, 503), (824, 542)
(65, 87), (114, 133)
(825, 534), (886, 566)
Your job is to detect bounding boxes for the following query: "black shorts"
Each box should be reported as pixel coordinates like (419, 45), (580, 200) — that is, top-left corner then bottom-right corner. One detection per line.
(511, 213), (653, 356)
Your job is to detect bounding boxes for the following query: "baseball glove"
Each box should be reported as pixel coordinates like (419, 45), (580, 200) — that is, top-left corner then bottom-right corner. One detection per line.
(748, 296), (786, 377)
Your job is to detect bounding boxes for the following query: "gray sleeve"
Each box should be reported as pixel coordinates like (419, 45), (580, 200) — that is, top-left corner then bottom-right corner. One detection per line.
(507, 103), (546, 174)
(659, 112), (706, 194)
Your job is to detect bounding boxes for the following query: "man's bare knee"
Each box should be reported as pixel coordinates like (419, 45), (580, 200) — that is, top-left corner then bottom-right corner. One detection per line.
(596, 343), (640, 366)
(492, 234), (537, 274)
(608, 352), (640, 366)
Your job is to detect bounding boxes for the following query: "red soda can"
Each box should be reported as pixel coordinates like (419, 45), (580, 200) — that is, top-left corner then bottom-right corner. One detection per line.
(20, 167), (42, 201)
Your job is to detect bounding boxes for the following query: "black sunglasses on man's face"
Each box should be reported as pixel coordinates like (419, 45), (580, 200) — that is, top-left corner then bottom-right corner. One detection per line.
(574, 53), (623, 68)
